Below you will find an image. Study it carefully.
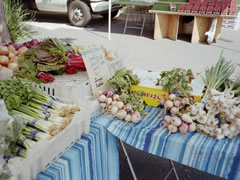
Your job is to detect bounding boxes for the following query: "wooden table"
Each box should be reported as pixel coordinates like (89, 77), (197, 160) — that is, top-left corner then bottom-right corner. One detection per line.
(149, 9), (237, 43)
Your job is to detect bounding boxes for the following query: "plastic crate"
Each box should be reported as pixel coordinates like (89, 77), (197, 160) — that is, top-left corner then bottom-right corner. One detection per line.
(8, 106), (91, 180)
(32, 71), (92, 107)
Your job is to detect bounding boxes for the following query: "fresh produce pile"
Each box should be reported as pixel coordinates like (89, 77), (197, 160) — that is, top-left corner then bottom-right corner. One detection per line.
(0, 38), (86, 83)
(15, 38), (86, 83)
(98, 68), (146, 123)
(160, 94), (196, 136)
(0, 78), (80, 158)
(158, 53), (240, 140)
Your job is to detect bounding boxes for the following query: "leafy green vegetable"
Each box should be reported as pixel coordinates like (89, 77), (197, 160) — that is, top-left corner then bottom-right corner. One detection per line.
(108, 68), (140, 94)
(120, 91), (146, 115)
(14, 38), (72, 83)
(37, 63), (66, 72)
(156, 68), (193, 96)
(0, 78), (35, 110)
(108, 68), (146, 115)
(202, 51), (235, 101)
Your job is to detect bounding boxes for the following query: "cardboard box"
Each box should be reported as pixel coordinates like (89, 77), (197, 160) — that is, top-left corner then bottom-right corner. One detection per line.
(131, 69), (204, 107)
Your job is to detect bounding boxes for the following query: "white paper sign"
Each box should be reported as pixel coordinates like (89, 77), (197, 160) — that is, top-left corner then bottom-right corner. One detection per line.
(81, 47), (111, 97)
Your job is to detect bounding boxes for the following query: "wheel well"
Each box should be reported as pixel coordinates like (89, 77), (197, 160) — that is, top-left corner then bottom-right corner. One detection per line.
(67, 0), (92, 11)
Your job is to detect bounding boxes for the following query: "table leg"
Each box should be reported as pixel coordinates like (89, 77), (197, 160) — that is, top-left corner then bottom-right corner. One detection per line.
(154, 14), (179, 40)
(191, 16), (211, 43)
(214, 17), (222, 40)
(119, 140), (137, 180)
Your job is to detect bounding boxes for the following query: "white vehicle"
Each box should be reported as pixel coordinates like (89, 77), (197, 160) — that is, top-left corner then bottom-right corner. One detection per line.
(23, 0), (121, 27)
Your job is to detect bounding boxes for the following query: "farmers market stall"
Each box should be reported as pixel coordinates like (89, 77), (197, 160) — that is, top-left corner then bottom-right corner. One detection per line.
(1, 36), (240, 180)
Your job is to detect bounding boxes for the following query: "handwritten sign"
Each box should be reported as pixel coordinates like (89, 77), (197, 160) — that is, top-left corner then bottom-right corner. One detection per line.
(81, 47), (111, 97)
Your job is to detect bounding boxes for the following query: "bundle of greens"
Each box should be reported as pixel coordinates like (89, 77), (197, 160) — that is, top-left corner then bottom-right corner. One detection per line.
(0, 78), (80, 158)
(156, 68), (193, 97)
(108, 68), (140, 94)
(201, 51), (235, 102)
(14, 38), (73, 83)
(108, 68), (146, 115)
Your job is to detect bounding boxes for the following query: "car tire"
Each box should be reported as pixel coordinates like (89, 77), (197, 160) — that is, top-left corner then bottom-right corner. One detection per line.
(68, 1), (91, 27)
(101, 11), (119, 19)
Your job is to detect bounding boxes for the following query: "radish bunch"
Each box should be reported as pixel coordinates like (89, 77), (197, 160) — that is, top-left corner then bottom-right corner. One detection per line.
(162, 114), (196, 135)
(160, 94), (196, 135)
(98, 90), (142, 123)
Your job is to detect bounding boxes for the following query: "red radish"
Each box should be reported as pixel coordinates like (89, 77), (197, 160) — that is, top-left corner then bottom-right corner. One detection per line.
(172, 116), (182, 126)
(116, 109), (127, 120)
(106, 98), (112, 105)
(131, 111), (141, 122)
(124, 114), (132, 122)
(164, 100), (173, 110)
(116, 101), (124, 109)
(174, 100), (181, 107)
(107, 90), (114, 97)
(179, 122), (189, 135)
(99, 95), (107, 102)
(100, 103), (107, 108)
(188, 123), (196, 132)
(164, 115), (172, 124)
(124, 104), (132, 112)
(169, 94), (177, 101)
(170, 107), (179, 114)
(113, 94), (120, 101)
(181, 98), (189, 105)
(111, 106), (118, 115)
(160, 98), (167, 106)
(167, 124), (178, 135)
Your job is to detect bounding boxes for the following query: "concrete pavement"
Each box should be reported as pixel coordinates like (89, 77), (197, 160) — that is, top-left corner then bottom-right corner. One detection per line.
(26, 13), (240, 78)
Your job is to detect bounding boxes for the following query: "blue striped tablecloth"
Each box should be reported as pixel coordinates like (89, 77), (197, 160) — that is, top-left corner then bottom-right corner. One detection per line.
(92, 106), (240, 180)
(37, 123), (119, 180)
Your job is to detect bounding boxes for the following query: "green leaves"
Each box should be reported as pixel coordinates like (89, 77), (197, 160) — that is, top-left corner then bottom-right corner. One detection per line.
(202, 51), (235, 101)
(108, 68), (140, 94)
(156, 68), (193, 97)
(108, 68), (146, 115)
(0, 78), (35, 110)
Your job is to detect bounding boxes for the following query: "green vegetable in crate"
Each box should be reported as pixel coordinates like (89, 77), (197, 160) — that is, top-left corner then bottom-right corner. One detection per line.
(156, 68), (193, 97)
(108, 68), (140, 94)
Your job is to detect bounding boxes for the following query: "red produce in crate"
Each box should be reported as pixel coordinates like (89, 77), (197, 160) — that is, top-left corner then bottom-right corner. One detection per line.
(184, 4), (193, 13)
(188, 0), (195, 5)
(213, 6), (221, 14)
(209, 0), (216, 6)
(202, 0), (209, 6)
(178, 4), (186, 12)
(199, 5), (207, 14)
(195, 0), (201, 5)
(64, 52), (86, 71)
(192, 5), (200, 13)
(221, 5), (229, 14)
(36, 72), (55, 83)
(206, 6), (214, 14)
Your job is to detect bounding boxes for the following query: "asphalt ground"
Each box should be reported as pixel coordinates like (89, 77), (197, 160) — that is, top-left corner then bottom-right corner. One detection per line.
(25, 13), (239, 180)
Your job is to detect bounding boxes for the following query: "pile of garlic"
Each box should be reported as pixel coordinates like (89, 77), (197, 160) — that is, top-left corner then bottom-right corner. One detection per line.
(188, 89), (240, 140)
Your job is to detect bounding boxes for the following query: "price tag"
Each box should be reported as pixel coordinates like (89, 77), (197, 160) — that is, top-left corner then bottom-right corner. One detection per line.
(81, 47), (111, 97)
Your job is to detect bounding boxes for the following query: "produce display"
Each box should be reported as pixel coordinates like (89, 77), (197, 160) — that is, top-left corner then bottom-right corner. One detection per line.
(160, 94), (196, 135)
(158, 53), (240, 140)
(98, 68), (146, 123)
(0, 78), (80, 159)
(0, 38), (86, 83)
